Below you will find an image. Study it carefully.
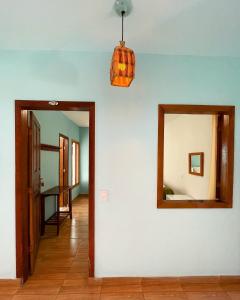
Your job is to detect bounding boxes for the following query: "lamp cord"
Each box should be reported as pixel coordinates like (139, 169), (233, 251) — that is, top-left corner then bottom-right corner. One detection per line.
(121, 11), (125, 42)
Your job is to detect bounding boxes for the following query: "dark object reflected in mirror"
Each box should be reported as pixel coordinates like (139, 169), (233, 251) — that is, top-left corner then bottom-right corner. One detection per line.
(189, 152), (204, 176)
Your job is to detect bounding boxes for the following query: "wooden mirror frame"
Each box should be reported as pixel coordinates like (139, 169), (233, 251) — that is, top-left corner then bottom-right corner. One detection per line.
(157, 104), (235, 209)
(189, 152), (204, 177)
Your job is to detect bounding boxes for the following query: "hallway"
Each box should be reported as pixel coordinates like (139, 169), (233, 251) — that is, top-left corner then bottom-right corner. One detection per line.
(16, 195), (91, 296)
(33, 195), (89, 278)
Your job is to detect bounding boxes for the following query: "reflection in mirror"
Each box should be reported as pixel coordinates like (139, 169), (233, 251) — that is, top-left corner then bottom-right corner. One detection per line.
(164, 114), (217, 201)
(189, 152), (204, 176)
(158, 104), (234, 209)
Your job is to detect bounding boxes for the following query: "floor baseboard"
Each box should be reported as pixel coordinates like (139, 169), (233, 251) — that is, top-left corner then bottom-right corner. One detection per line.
(0, 278), (21, 287)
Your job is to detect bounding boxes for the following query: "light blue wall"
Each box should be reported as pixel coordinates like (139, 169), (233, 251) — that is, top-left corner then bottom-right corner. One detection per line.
(33, 110), (82, 219)
(34, 110), (81, 198)
(0, 50), (239, 278)
(79, 127), (89, 194)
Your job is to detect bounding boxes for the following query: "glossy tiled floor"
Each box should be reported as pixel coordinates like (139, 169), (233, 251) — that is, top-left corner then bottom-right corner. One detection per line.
(2, 277), (240, 300)
(1, 196), (240, 299)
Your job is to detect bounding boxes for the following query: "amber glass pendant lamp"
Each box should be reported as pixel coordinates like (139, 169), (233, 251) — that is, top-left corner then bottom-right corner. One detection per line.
(110, 0), (135, 87)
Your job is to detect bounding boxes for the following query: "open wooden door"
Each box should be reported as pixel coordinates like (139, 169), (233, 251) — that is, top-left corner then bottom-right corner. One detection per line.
(59, 134), (69, 207)
(28, 112), (41, 274)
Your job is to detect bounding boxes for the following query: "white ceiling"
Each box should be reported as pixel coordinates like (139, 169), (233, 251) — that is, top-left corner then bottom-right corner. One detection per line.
(0, 0), (240, 57)
(62, 111), (89, 127)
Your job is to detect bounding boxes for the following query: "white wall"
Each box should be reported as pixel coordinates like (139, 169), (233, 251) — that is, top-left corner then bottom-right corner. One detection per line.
(164, 114), (213, 199)
(0, 51), (239, 278)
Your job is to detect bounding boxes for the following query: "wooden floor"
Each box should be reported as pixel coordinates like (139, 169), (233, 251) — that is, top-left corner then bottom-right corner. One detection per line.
(2, 276), (240, 300)
(34, 195), (89, 278)
(1, 196), (240, 299)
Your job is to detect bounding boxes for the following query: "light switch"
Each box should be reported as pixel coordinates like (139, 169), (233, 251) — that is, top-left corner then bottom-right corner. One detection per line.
(100, 190), (109, 202)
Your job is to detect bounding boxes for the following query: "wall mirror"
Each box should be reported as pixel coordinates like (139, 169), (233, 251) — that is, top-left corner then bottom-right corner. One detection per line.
(157, 105), (235, 209)
(189, 152), (204, 176)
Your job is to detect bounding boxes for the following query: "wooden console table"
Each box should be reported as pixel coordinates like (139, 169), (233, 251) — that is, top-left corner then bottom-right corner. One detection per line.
(41, 186), (73, 235)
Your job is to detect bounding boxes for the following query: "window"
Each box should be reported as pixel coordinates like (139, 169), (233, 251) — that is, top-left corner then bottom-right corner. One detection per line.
(72, 140), (80, 186)
(157, 104), (235, 209)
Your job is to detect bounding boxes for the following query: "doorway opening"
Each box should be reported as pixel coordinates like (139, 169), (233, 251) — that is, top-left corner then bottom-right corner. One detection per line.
(59, 134), (69, 208)
(15, 101), (95, 283)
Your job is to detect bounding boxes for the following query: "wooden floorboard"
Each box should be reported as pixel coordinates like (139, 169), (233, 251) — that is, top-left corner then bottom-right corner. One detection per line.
(1, 196), (240, 299)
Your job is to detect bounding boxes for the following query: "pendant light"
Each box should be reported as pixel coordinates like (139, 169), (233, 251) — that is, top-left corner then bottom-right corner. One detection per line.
(110, 0), (135, 87)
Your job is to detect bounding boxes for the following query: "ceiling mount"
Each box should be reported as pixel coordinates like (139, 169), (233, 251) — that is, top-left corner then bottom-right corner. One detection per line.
(114, 0), (133, 17)
(110, 0), (135, 87)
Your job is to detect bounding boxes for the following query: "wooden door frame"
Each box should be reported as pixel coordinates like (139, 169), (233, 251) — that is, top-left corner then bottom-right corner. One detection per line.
(71, 139), (80, 187)
(59, 133), (69, 207)
(15, 100), (95, 282)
